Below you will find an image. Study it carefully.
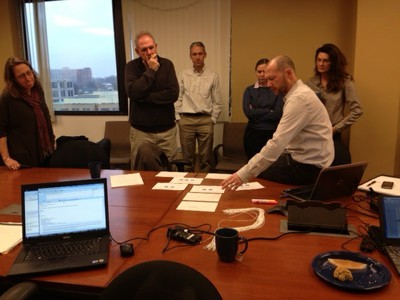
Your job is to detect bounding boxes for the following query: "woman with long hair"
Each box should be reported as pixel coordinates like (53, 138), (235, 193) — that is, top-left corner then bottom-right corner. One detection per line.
(0, 56), (55, 170)
(307, 43), (363, 165)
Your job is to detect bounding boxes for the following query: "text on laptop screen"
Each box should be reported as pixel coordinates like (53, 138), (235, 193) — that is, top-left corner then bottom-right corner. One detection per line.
(24, 182), (107, 238)
(382, 196), (400, 239)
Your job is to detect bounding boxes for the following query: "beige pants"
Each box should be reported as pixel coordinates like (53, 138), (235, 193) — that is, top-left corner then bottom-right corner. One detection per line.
(178, 115), (214, 172)
(130, 126), (177, 170)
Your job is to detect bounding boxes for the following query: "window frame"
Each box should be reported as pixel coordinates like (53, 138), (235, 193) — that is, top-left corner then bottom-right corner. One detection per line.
(21, 0), (128, 116)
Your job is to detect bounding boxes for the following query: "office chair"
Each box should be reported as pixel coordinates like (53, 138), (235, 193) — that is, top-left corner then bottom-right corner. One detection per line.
(212, 122), (248, 173)
(0, 282), (38, 300)
(134, 142), (192, 172)
(100, 260), (222, 300)
(104, 121), (131, 169)
(48, 136), (111, 169)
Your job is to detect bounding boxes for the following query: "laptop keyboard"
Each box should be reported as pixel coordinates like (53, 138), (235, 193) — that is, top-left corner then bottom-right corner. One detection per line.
(24, 238), (102, 261)
(385, 246), (400, 274)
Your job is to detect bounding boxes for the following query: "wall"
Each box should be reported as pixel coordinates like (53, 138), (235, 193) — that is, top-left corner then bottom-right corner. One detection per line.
(1, 0), (399, 178)
(231, 0), (357, 120)
(0, 1), (16, 84)
(352, 0), (400, 177)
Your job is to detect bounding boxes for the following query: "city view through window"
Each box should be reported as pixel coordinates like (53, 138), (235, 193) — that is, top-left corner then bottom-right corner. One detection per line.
(25, 0), (122, 113)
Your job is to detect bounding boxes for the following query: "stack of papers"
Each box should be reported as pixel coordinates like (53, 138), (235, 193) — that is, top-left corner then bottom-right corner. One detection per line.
(0, 224), (22, 254)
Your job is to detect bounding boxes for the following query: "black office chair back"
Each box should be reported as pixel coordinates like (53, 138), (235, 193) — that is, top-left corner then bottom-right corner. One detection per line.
(48, 137), (111, 169)
(134, 143), (191, 172)
(100, 260), (222, 300)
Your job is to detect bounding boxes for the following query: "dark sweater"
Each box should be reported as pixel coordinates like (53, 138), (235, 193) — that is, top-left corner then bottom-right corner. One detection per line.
(125, 56), (179, 133)
(0, 90), (55, 166)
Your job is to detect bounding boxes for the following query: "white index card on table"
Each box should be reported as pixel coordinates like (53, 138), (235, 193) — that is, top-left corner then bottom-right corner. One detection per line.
(156, 171), (188, 178)
(170, 177), (203, 185)
(110, 173), (144, 188)
(152, 183), (188, 190)
(205, 173), (231, 180)
(236, 182), (265, 191)
(183, 192), (221, 202)
(190, 185), (224, 194)
(176, 201), (219, 212)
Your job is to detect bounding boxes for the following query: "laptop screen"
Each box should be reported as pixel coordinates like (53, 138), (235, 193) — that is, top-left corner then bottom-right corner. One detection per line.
(381, 196), (400, 240)
(22, 179), (108, 239)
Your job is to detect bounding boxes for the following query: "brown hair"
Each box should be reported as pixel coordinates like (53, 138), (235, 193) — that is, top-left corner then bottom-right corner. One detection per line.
(3, 56), (42, 98)
(313, 43), (352, 93)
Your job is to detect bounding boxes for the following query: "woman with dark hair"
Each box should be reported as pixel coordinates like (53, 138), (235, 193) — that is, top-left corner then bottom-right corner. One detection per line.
(307, 43), (363, 165)
(242, 58), (283, 160)
(0, 56), (55, 170)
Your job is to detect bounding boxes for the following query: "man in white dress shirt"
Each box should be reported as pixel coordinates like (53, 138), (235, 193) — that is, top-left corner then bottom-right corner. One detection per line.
(222, 55), (334, 190)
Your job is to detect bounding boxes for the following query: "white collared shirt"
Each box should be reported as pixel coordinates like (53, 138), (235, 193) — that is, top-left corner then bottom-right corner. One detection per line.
(175, 66), (222, 123)
(237, 80), (334, 182)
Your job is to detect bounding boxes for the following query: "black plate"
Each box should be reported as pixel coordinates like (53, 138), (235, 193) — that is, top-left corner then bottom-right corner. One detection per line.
(312, 251), (391, 291)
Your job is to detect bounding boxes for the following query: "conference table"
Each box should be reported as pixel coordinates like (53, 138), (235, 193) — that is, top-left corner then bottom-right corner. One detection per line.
(0, 166), (399, 299)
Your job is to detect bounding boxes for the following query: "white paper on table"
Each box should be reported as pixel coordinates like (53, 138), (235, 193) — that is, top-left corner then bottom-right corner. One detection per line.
(190, 185), (224, 194)
(110, 173), (144, 188)
(176, 201), (218, 212)
(152, 183), (188, 190)
(0, 224), (22, 254)
(358, 175), (400, 196)
(183, 192), (221, 202)
(205, 173), (231, 180)
(170, 177), (203, 185)
(237, 182), (265, 191)
(156, 171), (188, 178)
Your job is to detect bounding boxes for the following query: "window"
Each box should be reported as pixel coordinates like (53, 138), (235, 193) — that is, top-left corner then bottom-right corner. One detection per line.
(22, 0), (127, 115)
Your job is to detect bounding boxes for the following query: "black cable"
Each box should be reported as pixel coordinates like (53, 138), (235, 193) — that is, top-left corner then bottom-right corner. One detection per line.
(246, 229), (313, 242)
(109, 234), (148, 245)
(345, 207), (379, 219)
(110, 222), (213, 253)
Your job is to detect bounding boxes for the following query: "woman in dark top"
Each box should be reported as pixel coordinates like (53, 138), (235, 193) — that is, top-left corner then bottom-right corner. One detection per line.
(242, 58), (283, 160)
(0, 57), (55, 170)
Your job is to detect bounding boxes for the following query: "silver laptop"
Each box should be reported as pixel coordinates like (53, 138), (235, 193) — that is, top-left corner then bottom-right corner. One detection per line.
(281, 161), (368, 201)
(8, 178), (110, 276)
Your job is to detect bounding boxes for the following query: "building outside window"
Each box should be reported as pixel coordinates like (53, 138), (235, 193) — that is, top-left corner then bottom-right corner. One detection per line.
(22, 0), (127, 115)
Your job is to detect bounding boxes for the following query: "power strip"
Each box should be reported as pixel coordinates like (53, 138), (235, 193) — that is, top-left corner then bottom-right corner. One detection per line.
(167, 226), (202, 244)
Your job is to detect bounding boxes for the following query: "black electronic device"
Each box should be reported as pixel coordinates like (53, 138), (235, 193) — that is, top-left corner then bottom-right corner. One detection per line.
(167, 226), (202, 244)
(360, 236), (375, 252)
(266, 205), (288, 216)
(120, 243), (134, 257)
(282, 161), (367, 201)
(287, 200), (348, 234)
(381, 181), (394, 189)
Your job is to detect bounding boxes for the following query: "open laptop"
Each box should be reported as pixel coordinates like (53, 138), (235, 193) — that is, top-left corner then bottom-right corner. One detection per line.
(8, 178), (110, 276)
(369, 196), (400, 274)
(281, 161), (368, 201)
